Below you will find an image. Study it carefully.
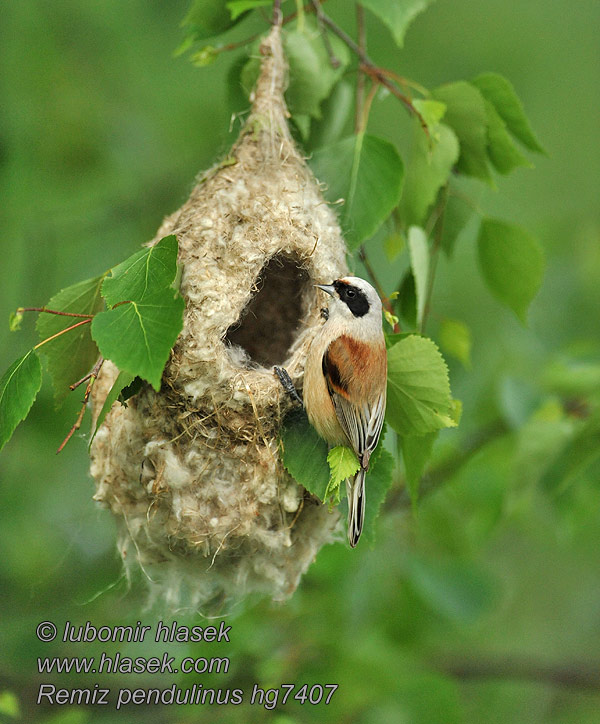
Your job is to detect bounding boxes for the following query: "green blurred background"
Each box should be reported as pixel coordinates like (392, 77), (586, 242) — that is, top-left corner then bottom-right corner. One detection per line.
(1, 1), (599, 722)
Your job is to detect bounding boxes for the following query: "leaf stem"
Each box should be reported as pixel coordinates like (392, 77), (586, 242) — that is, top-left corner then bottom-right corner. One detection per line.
(18, 307), (94, 319)
(34, 319), (92, 351)
(358, 80), (378, 135)
(377, 67), (430, 98)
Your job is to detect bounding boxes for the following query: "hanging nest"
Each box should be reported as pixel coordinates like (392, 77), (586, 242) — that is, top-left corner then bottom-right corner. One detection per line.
(90, 25), (348, 614)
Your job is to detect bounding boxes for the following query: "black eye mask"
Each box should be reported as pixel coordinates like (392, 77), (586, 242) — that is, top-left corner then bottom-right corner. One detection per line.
(333, 280), (370, 318)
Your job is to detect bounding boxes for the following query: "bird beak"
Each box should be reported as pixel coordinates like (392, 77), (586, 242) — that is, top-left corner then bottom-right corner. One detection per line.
(314, 284), (335, 297)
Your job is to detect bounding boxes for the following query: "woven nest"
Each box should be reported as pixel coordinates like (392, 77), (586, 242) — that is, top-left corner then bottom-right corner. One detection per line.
(90, 25), (348, 615)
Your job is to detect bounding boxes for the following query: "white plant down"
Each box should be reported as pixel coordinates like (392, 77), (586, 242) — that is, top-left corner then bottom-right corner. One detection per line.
(89, 25), (349, 614)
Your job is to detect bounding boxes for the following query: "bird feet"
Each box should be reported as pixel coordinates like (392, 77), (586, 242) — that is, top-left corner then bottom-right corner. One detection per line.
(273, 366), (303, 405)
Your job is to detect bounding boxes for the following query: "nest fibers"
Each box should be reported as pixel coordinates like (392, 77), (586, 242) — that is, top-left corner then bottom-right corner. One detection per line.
(90, 25), (349, 614)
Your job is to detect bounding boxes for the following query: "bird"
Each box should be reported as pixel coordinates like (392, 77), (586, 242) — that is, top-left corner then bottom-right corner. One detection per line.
(285, 276), (387, 547)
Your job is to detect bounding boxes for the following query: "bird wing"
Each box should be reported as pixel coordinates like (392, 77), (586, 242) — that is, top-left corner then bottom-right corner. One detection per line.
(322, 334), (386, 468)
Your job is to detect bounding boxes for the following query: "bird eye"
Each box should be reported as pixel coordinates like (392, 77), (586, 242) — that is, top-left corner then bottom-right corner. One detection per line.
(346, 289), (356, 298)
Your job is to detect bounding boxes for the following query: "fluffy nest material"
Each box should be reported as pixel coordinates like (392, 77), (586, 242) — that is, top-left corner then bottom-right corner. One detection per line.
(90, 25), (348, 615)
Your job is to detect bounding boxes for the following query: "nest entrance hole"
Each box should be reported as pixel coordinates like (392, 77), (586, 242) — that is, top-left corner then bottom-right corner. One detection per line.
(226, 255), (310, 367)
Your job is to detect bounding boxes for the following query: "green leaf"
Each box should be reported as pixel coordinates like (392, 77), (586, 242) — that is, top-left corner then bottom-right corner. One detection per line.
(0, 690), (20, 718)
(433, 82), (492, 184)
(384, 231), (405, 262)
(91, 290), (184, 391)
(240, 53), (261, 98)
(227, 0), (271, 22)
(510, 403), (575, 498)
(308, 79), (354, 150)
(190, 45), (219, 67)
(385, 332), (412, 350)
(407, 226), (429, 330)
(325, 445), (360, 502)
(401, 431), (437, 506)
(397, 272), (417, 329)
(477, 218), (545, 323)
(413, 99), (447, 134)
(450, 398), (462, 426)
(542, 359), (600, 398)
(481, 98), (532, 174)
(439, 318), (472, 368)
(9, 310), (23, 332)
(92, 236), (184, 390)
(102, 235), (179, 307)
(36, 275), (105, 404)
(284, 24), (350, 120)
(182, 0), (248, 43)
(472, 72), (546, 154)
(280, 408), (330, 500)
(90, 370), (136, 445)
(360, 0), (438, 47)
(438, 191), (473, 257)
(401, 122), (459, 226)
(361, 444), (395, 544)
(310, 134), (404, 250)
(386, 335), (456, 435)
(539, 411), (600, 492)
(0, 350), (42, 452)
(292, 114), (311, 142)
(406, 554), (497, 624)
(241, 23), (350, 123)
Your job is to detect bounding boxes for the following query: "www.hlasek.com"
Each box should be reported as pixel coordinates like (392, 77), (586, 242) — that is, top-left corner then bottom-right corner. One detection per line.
(35, 620), (338, 710)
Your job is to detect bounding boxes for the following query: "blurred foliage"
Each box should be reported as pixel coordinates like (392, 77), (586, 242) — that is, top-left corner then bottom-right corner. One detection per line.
(1, 1), (600, 723)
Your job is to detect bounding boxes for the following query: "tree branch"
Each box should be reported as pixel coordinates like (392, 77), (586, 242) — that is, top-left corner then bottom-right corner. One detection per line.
(436, 654), (600, 691)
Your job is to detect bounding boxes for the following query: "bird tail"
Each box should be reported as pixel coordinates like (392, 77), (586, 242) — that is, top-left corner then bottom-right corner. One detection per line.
(346, 468), (366, 548)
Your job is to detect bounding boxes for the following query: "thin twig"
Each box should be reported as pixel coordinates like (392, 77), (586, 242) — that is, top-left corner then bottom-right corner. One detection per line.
(69, 371), (94, 391)
(315, 12), (427, 133)
(358, 246), (400, 333)
(273, 0), (283, 27)
(18, 307), (93, 319)
(311, 0), (340, 68)
(57, 357), (104, 454)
